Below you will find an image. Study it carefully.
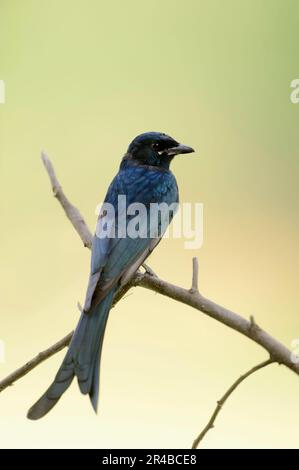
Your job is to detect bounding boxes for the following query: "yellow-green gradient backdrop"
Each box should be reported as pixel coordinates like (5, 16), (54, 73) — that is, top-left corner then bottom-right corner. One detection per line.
(0, 0), (299, 449)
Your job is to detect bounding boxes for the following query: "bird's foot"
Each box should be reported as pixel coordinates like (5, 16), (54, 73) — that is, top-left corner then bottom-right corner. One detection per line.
(142, 263), (157, 277)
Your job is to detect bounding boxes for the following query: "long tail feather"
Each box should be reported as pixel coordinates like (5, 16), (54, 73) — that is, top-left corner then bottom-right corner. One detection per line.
(27, 288), (115, 420)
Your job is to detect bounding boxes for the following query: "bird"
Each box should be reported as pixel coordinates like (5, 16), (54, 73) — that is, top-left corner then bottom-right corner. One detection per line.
(27, 131), (194, 419)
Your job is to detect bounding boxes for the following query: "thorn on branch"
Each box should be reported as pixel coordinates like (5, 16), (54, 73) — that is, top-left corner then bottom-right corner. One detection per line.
(249, 315), (261, 336)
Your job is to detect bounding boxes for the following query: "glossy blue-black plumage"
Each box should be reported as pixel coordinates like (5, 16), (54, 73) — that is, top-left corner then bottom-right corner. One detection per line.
(27, 132), (194, 419)
(87, 157), (179, 301)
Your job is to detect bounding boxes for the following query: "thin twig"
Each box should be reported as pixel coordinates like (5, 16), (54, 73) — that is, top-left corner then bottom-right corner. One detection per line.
(41, 152), (93, 248)
(190, 257), (199, 293)
(0, 332), (73, 393)
(191, 358), (274, 449)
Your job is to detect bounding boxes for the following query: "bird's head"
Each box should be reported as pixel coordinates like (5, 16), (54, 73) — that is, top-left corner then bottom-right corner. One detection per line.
(126, 132), (194, 169)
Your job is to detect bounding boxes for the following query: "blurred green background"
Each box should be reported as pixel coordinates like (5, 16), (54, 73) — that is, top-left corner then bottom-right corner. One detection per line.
(0, 0), (299, 448)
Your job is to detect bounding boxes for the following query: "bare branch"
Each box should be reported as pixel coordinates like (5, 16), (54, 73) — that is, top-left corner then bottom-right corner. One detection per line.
(191, 358), (274, 449)
(133, 272), (299, 374)
(1, 267), (298, 393)
(41, 152), (93, 248)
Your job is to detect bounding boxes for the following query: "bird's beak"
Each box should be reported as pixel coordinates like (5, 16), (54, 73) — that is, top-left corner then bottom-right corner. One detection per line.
(167, 143), (195, 156)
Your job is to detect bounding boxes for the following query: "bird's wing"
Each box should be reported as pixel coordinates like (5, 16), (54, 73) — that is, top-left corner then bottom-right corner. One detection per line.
(82, 210), (117, 312)
(83, 167), (177, 312)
